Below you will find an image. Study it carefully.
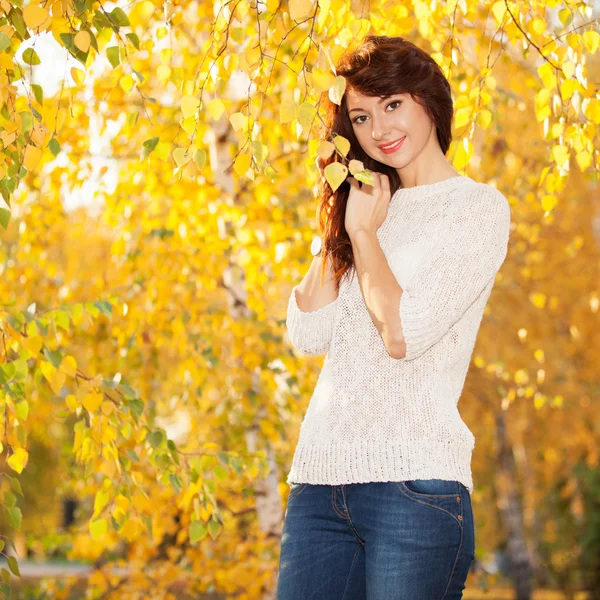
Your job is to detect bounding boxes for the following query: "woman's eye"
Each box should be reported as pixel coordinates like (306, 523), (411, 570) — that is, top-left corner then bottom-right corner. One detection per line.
(352, 101), (401, 125)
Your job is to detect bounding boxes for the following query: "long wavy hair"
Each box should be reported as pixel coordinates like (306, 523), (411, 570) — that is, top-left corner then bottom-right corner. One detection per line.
(315, 35), (455, 290)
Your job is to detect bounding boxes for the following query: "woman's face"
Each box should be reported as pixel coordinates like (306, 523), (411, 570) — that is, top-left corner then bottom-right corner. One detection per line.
(345, 89), (436, 169)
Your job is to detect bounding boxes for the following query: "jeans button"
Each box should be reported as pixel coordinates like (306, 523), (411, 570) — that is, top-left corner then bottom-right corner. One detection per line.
(456, 496), (461, 502)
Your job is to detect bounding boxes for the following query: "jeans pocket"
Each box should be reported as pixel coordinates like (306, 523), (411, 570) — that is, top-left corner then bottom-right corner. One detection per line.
(287, 482), (308, 502)
(398, 478), (460, 498)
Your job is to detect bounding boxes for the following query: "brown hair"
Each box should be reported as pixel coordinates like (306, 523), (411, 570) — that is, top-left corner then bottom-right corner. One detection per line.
(314, 35), (455, 289)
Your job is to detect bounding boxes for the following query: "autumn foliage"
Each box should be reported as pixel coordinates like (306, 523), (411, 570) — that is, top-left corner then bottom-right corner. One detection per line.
(0, 0), (599, 598)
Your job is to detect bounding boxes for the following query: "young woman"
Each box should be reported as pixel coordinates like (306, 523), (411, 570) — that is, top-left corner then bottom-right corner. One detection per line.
(276, 35), (511, 599)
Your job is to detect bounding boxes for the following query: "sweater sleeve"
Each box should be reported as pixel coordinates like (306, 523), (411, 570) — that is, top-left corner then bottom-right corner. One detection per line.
(388, 186), (511, 361)
(286, 284), (339, 356)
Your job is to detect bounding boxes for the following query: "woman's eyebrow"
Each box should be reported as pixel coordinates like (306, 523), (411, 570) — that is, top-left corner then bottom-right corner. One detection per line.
(348, 96), (399, 114)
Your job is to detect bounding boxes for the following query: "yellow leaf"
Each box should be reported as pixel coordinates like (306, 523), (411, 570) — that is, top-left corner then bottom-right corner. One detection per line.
(317, 140), (335, 160)
(234, 153), (251, 177)
(229, 111), (247, 131)
(66, 394), (78, 412)
(583, 30), (599, 55)
(173, 147), (190, 167)
(289, 0), (314, 21)
(454, 106), (471, 130)
(452, 137), (473, 170)
(328, 76), (346, 106)
(71, 67), (85, 87)
(476, 108), (492, 130)
(120, 518), (143, 542)
(333, 135), (350, 157)
(181, 95), (200, 119)
(101, 400), (114, 416)
(23, 5), (50, 29)
(541, 194), (557, 212)
(60, 355), (77, 377)
(531, 18), (546, 35)
(560, 79), (577, 101)
(40, 361), (66, 395)
(207, 98), (225, 120)
(23, 145), (42, 171)
(279, 101), (296, 124)
(74, 30), (91, 53)
(491, 1), (506, 24)
(21, 335), (43, 357)
(156, 141), (171, 160)
(562, 61), (574, 80)
(90, 518), (107, 540)
(575, 150), (591, 172)
(102, 426), (117, 445)
(298, 102), (316, 131)
(537, 62), (556, 90)
(7, 447), (29, 474)
(583, 98), (600, 124)
(348, 159), (365, 174)
(324, 162), (348, 192)
(530, 292), (547, 309)
(551, 144), (569, 166)
(311, 68), (335, 93)
(120, 75), (134, 92)
(82, 393), (103, 413)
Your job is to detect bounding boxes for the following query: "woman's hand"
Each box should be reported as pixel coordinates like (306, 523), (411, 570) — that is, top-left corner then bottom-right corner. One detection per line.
(344, 171), (391, 240)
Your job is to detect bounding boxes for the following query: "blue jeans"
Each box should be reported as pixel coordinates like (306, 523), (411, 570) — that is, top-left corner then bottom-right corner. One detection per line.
(276, 479), (475, 600)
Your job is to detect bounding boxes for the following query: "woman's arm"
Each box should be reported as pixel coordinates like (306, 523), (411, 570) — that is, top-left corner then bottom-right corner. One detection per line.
(286, 254), (340, 356)
(354, 187), (511, 361)
(350, 230), (406, 359)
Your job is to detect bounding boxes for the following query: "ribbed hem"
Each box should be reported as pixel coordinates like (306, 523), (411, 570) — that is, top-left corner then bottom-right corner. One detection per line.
(286, 437), (474, 493)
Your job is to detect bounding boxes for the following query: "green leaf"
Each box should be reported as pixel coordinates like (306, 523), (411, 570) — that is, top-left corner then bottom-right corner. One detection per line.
(1, 566), (10, 583)
(22, 48), (41, 65)
(169, 474), (182, 494)
(207, 517), (222, 540)
(52, 310), (70, 332)
(93, 300), (112, 316)
(43, 348), (62, 369)
(10, 477), (23, 496)
(12, 358), (27, 381)
(6, 557), (19, 578)
(0, 362), (15, 384)
(126, 32), (139, 49)
(106, 46), (120, 68)
(189, 520), (207, 544)
(110, 7), (130, 26)
(128, 398), (144, 419)
(146, 430), (164, 449)
(31, 83), (43, 105)
(6, 506), (22, 530)
(15, 400), (28, 421)
(1, 581), (10, 599)
(0, 206), (10, 230)
(48, 137), (60, 156)
(0, 32), (11, 52)
(353, 169), (375, 186)
(4, 492), (16, 508)
(142, 137), (159, 159)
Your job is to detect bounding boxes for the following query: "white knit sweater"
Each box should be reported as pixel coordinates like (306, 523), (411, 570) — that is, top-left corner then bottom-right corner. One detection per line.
(285, 175), (511, 493)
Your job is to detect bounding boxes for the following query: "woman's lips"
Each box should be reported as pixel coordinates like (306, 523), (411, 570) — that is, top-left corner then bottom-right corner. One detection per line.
(379, 136), (406, 154)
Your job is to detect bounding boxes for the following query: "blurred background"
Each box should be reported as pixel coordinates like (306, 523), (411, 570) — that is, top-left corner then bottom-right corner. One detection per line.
(0, 0), (599, 598)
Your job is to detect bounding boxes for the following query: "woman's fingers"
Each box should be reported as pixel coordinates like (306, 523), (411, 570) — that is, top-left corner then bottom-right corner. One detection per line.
(380, 173), (390, 199)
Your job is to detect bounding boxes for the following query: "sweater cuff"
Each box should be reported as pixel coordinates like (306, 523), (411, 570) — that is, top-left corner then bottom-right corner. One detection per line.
(286, 285), (339, 356)
(398, 288), (434, 361)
